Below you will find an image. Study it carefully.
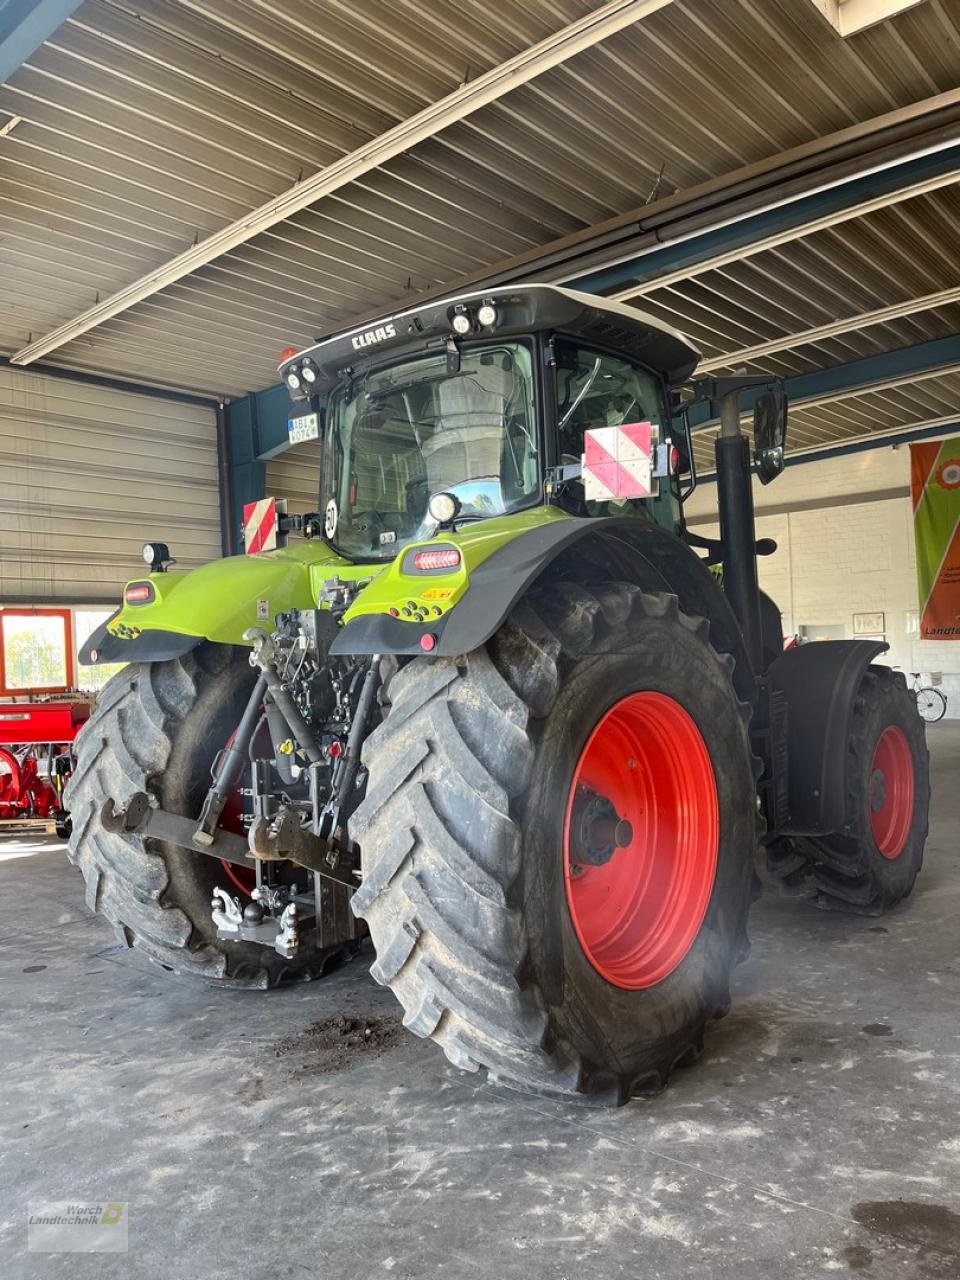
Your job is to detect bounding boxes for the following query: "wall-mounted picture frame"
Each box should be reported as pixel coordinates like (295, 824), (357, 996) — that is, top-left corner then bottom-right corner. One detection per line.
(853, 611), (885, 636)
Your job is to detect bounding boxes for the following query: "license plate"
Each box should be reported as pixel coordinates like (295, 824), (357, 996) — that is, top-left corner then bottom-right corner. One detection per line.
(288, 413), (320, 444)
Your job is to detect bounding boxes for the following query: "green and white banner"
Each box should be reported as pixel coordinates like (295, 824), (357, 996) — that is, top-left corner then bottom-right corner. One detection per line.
(911, 440), (960, 640)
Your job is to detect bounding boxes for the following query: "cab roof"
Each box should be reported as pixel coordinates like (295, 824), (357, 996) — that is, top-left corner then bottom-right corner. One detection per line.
(280, 284), (700, 399)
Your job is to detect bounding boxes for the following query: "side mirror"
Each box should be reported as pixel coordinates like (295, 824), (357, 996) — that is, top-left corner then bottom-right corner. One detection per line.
(753, 387), (787, 484)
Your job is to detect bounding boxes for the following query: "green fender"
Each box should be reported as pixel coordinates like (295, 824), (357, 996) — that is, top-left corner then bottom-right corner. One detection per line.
(82, 508), (571, 667)
(83, 510), (751, 703)
(332, 513), (757, 711)
(80, 542), (366, 666)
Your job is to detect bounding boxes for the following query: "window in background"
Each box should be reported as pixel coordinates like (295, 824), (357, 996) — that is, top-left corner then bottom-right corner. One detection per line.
(0, 609), (72, 694)
(74, 610), (125, 693)
(799, 623), (846, 643)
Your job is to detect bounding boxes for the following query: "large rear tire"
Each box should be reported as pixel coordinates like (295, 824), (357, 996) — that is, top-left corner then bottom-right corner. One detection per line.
(65, 643), (354, 987)
(766, 666), (929, 915)
(350, 581), (757, 1103)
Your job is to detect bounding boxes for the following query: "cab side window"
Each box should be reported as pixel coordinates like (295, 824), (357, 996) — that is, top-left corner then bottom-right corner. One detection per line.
(556, 342), (663, 460)
(554, 341), (665, 515)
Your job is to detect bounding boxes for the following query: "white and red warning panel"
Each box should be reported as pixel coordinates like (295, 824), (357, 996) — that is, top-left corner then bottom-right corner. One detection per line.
(243, 496), (287, 554)
(582, 421), (659, 502)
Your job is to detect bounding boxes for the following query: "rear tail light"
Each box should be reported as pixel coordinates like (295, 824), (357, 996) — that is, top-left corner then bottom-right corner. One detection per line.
(124, 582), (154, 605)
(410, 547), (461, 572)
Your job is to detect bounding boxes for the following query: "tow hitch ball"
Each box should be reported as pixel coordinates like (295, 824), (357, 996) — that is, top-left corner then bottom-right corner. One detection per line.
(211, 887), (299, 959)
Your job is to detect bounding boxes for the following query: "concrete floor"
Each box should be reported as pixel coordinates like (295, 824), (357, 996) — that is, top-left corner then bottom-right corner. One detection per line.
(1, 726), (958, 1280)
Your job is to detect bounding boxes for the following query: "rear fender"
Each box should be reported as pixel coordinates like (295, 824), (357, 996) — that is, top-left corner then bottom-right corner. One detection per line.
(332, 516), (757, 706)
(79, 545), (354, 667)
(768, 639), (887, 834)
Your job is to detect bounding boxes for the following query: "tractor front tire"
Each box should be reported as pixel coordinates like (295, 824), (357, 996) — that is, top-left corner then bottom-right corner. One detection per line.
(350, 581), (757, 1103)
(65, 643), (351, 987)
(767, 666), (929, 915)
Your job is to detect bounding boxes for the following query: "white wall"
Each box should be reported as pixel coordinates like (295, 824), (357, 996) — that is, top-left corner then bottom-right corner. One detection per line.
(685, 441), (959, 716)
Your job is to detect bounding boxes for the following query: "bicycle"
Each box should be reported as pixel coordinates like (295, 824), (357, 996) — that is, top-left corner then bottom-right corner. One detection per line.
(909, 672), (948, 723)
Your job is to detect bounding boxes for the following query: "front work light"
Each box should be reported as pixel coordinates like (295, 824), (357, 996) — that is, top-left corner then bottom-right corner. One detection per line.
(142, 542), (173, 573)
(477, 301), (497, 327)
(286, 371), (301, 390)
(427, 491), (461, 524)
(451, 311), (471, 335)
(301, 362), (317, 383)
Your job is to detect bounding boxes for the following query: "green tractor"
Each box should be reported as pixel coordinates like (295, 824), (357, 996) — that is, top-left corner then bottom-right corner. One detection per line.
(67, 286), (929, 1103)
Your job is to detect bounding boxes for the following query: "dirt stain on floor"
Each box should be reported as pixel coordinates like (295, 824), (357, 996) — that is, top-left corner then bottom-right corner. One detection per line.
(273, 1014), (403, 1079)
(861, 1023), (893, 1037)
(236, 1074), (266, 1106)
(841, 1243), (873, 1272)
(852, 1200), (960, 1278)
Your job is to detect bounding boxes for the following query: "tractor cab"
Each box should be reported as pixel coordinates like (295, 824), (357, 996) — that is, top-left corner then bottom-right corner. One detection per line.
(278, 284), (701, 560)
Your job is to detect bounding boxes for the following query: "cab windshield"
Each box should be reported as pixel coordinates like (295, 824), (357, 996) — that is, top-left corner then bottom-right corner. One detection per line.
(322, 341), (538, 560)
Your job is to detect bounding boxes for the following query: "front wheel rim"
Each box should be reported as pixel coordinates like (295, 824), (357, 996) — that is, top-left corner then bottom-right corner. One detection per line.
(869, 725), (914, 859)
(562, 691), (719, 990)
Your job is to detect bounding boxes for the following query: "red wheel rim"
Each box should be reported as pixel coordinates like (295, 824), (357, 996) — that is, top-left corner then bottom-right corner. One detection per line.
(563, 692), (719, 990)
(0, 747), (23, 814)
(869, 726), (914, 859)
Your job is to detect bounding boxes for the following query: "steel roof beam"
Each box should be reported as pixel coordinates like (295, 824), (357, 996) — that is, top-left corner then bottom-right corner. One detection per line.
(807, 0), (928, 38)
(8, 0), (676, 368)
(697, 285), (960, 372)
(0, 0), (81, 85)
(569, 144), (960, 299)
(687, 333), (960, 432)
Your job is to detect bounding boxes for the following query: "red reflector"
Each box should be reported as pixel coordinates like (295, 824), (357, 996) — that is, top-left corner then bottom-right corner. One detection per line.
(670, 446), (680, 471)
(412, 548), (461, 572)
(326, 741), (343, 759)
(420, 633), (437, 652)
(124, 583), (153, 604)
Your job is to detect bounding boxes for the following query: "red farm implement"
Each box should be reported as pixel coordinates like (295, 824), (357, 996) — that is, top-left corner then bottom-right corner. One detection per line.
(0, 701), (91, 834)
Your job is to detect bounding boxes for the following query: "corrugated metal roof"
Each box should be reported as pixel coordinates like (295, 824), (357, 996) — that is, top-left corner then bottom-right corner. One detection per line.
(636, 185), (960, 379)
(4, 0), (960, 405)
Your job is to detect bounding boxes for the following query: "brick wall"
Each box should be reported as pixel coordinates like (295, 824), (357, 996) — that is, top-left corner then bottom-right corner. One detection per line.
(685, 441), (959, 717)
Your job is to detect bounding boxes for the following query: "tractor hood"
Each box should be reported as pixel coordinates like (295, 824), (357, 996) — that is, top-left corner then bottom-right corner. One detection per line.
(279, 283), (700, 401)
